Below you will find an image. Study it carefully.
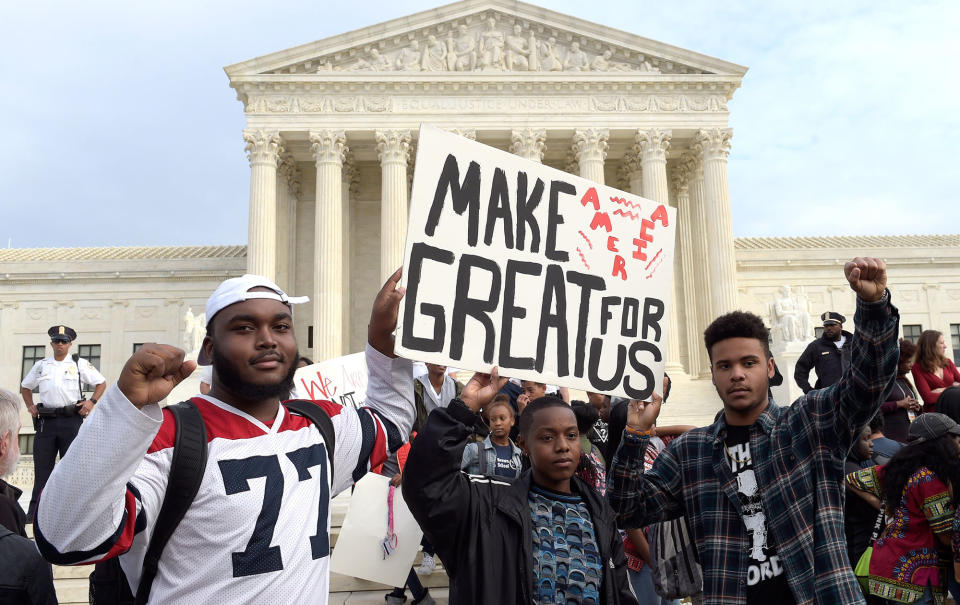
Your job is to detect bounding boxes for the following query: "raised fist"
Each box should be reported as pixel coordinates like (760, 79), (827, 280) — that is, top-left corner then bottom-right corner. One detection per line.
(117, 344), (196, 408)
(844, 257), (887, 303)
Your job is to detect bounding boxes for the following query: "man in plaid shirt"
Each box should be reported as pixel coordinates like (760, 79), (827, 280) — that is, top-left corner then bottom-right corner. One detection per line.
(608, 257), (898, 605)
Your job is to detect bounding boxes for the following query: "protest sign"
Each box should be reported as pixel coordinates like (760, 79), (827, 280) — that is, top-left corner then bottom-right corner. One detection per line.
(292, 352), (367, 409)
(330, 473), (423, 587)
(395, 125), (676, 400)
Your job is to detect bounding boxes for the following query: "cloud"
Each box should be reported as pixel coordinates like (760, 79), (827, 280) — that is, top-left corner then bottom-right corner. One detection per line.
(1, 0), (956, 247)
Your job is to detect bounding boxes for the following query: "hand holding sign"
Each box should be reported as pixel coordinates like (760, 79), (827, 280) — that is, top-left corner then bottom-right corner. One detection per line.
(369, 267), (405, 358)
(626, 392), (663, 433)
(461, 367), (508, 412)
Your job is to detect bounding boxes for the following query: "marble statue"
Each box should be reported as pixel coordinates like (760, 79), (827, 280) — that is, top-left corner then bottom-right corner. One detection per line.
(396, 40), (422, 71)
(504, 24), (530, 71)
(478, 17), (505, 69)
(770, 285), (812, 344)
(354, 48), (391, 71)
(182, 308), (206, 355)
(450, 24), (477, 71)
(537, 36), (562, 71)
(421, 34), (447, 71)
(563, 41), (590, 72)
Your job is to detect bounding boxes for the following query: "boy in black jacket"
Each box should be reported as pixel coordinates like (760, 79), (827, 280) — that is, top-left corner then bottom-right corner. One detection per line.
(402, 369), (637, 605)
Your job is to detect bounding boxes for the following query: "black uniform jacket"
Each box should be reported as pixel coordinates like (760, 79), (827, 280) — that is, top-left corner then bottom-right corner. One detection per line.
(795, 330), (853, 393)
(402, 398), (637, 605)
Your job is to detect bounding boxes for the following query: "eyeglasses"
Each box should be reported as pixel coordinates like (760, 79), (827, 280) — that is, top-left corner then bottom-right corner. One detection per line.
(51, 339), (70, 344)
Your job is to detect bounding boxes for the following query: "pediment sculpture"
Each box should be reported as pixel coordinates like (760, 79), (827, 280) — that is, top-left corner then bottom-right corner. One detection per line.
(291, 15), (686, 75)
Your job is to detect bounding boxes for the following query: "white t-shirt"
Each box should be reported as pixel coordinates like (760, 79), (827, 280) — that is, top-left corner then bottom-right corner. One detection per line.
(21, 356), (106, 407)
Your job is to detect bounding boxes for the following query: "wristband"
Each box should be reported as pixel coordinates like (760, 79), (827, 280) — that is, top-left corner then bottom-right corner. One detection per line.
(625, 426), (653, 438)
(90, 398), (98, 404)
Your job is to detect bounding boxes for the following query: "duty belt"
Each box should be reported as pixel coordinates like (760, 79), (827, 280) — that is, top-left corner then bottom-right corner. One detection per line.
(36, 405), (80, 418)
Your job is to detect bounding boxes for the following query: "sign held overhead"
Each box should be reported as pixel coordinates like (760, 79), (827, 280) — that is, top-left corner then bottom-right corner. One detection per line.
(396, 125), (676, 400)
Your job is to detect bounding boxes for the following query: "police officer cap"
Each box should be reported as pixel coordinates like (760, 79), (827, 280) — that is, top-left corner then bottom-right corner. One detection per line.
(48, 325), (77, 342)
(820, 311), (845, 326)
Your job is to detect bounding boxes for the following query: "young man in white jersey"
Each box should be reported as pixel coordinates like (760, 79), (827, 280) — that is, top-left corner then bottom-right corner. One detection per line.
(34, 270), (414, 604)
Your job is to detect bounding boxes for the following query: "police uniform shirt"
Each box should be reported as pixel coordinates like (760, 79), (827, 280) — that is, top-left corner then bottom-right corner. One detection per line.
(21, 357), (106, 408)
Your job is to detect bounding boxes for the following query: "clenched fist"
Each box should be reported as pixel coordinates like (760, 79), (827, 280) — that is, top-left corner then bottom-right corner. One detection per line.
(117, 344), (197, 408)
(844, 257), (887, 303)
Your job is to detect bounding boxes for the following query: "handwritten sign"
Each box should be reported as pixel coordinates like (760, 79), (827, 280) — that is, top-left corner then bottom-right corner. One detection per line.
(292, 352), (367, 408)
(395, 125), (676, 400)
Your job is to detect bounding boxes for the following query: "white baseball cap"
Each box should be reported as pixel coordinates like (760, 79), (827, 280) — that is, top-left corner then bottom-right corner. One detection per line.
(198, 274), (309, 365)
(205, 274), (309, 327)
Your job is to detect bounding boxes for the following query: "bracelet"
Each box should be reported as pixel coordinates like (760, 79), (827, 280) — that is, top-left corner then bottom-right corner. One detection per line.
(625, 426), (653, 438)
(90, 398), (98, 404)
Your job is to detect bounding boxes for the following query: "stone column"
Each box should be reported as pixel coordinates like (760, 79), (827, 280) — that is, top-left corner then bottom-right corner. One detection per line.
(696, 128), (738, 317)
(510, 128), (547, 163)
(620, 150), (642, 194)
(276, 154), (298, 292)
(682, 152), (713, 377)
(672, 161), (701, 377)
(376, 129), (412, 283)
(342, 153), (358, 353)
(310, 130), (347, 362)
(243, 129), (283, 279)
(635, 129), (683, 375)
(573, 128), (609, 184)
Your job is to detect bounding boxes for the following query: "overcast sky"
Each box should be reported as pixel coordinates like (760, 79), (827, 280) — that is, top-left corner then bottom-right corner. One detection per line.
(1, 0), (957, 249)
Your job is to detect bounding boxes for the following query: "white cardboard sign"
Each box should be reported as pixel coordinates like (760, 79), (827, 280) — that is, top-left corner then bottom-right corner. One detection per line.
(396, 125), (676, 400)
(330, 473), (424, 587)
(292, 352), (367, 409)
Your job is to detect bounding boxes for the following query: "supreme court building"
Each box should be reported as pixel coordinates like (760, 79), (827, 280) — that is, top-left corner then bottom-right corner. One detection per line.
(2, 0), (960, 463)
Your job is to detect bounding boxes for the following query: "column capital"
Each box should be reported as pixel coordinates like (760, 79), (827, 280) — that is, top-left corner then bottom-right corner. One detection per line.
(695, 128), (732, 161)
(447, 128), (477, 140)
(572, 128), (609, 164)
(510, 128), (547, 162)
(278, 153), (301, 199)
(243, 129), (283, 166)
(563, 152), (579, 176)
(679, 150), (701, 178)
(670, 161), (691, 195)
(634, 128), (672, 161)
(375, 129), (412, 165)
(310, 130), (347, 165)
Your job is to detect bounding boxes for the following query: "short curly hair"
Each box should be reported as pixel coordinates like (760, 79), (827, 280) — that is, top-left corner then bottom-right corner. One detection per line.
(703, 311), (771, 361)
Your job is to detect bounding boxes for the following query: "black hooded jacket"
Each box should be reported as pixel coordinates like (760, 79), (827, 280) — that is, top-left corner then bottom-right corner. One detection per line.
(402, 399), (637, 605)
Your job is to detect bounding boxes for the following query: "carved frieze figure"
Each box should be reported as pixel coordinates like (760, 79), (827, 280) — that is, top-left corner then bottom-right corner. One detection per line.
(396, 40), (422, 71)
(537, 36), (562, 71)
(421, 34), (447, 71)
(450, 24), (477, 71)
(354, 47), (392, 71)
(478, 17), (505, 69)
(315, 61), (337, 72)
(590, 49), (612, 71)
(504, 23), (530, 70)
(563, 41), (590, 71)
(637, 54), (661, 74)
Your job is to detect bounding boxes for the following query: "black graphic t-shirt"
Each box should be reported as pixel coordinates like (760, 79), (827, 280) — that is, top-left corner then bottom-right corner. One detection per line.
(493, 442), (518, 479)
(723, 425), (795, 604)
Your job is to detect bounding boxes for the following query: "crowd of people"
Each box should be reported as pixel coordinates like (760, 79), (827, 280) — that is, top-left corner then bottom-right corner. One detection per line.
(2, 256), (960, 605)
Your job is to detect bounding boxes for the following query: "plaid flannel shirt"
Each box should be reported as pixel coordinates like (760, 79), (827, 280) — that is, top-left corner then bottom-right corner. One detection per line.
(608, 293), (899, 605)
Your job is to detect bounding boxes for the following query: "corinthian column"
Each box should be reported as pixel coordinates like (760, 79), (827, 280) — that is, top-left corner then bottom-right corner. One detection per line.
(684, 152), (713, 377)
(310, 130), (347, 362)
(342, 153), (358, 353)
(635, 129), (682, 374)
(620, 150), (642, 194)
(573, 128), (609, 184)
(276, 154), (298, 292)
(672, 160), (701, 377)
(376, 129), (412, 282)
(696, 128), (738, 317)
(243, 130), (283, 279)
(510, 128), (547, 163)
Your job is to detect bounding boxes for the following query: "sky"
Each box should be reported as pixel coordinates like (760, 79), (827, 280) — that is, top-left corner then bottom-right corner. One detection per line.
(1, 0), (957, 249)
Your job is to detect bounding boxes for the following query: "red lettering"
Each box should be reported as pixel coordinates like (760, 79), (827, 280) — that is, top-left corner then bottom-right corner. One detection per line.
(650, 204), (669, 226)
(632, 237), (648, 261)
(590, 212), (612, 232)
(612, 255), (628, 280)
(639, 219), (655, 242)
(581, 187), (600, 210)
(298, 372), (337, 400)
(607, 236), (619, 252)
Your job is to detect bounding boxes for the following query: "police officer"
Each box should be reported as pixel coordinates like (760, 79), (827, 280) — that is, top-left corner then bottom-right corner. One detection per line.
(794, 311), (853, 394)
(20, 325), (106, 521)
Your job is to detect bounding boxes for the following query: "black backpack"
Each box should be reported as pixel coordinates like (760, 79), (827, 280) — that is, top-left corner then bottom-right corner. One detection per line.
(88, 399), (335, 605)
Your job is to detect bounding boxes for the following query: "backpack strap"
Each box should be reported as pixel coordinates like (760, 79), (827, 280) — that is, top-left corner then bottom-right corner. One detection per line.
(283, 400), (336, 482)
(135, 401), (208, 605)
